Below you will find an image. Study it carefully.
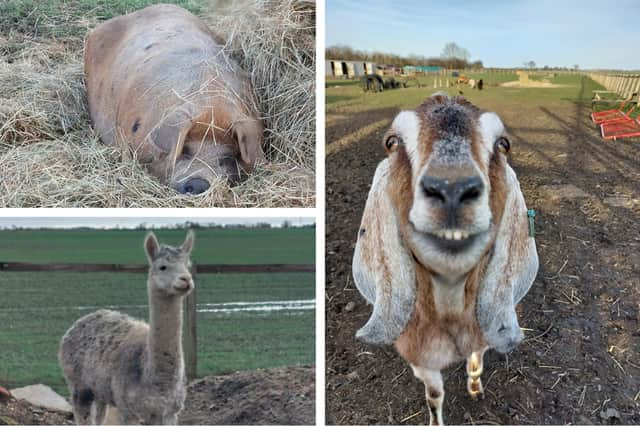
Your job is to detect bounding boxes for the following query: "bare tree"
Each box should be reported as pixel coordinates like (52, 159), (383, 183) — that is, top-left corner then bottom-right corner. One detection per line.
(524, 60), (536, 69)
(441, 42), (471, 61)
(573, 64), (579, 70)
(325, 44), (481, 69)
(440, 42), (471, 68)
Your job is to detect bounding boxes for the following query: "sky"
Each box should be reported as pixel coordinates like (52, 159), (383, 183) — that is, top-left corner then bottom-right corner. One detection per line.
(0, 217), (314, 229)
(326, 0), (639, 70)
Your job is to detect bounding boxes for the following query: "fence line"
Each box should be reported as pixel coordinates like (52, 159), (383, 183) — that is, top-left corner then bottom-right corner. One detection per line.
(586, 72), (640, 104)
(0, 261), (315, 380)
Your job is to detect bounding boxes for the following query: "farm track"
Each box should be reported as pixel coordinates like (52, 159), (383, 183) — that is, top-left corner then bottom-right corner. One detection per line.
(326, 80), (640, 424)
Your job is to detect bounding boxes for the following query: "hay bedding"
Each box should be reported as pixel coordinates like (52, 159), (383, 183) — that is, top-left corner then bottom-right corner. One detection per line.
(0, 0), (315, 207)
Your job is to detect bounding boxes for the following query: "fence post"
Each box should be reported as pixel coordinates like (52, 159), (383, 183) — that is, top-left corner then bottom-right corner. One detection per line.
(183, 264), (197, 381)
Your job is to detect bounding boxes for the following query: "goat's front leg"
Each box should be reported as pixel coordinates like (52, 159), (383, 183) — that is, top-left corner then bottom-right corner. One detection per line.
(466, 347), (488, 400)
(411, 365), (444, 426)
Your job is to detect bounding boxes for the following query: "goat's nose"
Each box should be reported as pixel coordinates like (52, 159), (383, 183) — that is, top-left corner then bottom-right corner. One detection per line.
(420, 175), (484, 210)
(178, 178), (210, 195)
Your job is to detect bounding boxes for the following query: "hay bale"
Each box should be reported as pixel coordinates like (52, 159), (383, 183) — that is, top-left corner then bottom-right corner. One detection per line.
(0, 0), (315, 207)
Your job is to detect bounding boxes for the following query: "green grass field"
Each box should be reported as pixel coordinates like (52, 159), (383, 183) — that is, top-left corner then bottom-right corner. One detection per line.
(0, 0), (205, 37)
(0, 227), (315, 395)
(326, 72), (606, 113)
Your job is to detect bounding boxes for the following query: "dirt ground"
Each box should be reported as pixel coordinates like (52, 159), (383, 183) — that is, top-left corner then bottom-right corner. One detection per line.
(0, 366), (315, 425)
(326, 84), (640, 424)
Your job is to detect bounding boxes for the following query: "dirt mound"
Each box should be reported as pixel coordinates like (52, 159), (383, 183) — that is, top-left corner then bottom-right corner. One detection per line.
(0, 398), (72, 425)
(182, 366), (315, 425)
(0, 366), (315, 425)
(501, 80), (572, 88)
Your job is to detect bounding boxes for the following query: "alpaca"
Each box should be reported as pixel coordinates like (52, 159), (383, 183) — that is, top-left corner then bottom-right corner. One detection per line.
(59, 231), (195, 425)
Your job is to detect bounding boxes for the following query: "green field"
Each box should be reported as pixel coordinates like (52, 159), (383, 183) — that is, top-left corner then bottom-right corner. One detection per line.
(326, 72), (607, 112)
(0, 0), (205, 37)
(0, 227), (315, 395)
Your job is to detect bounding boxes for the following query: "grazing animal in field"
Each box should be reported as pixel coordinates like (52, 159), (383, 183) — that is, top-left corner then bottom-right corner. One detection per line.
(59, 232), (195, 425)
(477, 79), (484, 90)
(469, 78), (477, 89)
(352, 93), (538, 425)
(84, 4), (264, 194)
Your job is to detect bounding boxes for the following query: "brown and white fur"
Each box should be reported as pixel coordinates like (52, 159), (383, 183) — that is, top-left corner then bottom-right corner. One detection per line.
(59, 232), (195, 425)
(352, 93), (538, 425)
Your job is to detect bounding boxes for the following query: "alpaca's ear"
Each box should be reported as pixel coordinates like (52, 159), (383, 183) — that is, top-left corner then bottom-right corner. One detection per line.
(352, 160), (416, 345)
(144, 232), (160, 262)
(477, 165), (539, 354)
(181, 230), (195, 254)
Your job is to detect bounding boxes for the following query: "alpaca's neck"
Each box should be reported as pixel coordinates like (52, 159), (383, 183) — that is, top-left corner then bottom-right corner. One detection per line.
(145, 282), (184, 384)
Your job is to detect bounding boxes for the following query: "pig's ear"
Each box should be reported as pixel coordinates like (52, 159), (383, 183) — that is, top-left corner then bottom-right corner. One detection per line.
(234, 119), (265, 168)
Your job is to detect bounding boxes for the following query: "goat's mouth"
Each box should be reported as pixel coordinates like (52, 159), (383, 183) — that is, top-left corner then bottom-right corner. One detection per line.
(409, 220), (488, 254)
(424, 230), (480, 253)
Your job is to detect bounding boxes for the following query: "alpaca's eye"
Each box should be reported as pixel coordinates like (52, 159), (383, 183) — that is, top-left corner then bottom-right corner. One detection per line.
(495, 136), (510, 154)
(384, 135), (401, 152)
(159, 265), (167, 271)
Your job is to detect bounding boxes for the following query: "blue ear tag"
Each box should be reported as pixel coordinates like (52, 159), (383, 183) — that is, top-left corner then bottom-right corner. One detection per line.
(527, 209), (536, 238)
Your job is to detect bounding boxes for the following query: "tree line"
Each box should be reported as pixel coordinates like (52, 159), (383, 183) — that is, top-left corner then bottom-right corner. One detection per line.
(326, 42), (483, 69)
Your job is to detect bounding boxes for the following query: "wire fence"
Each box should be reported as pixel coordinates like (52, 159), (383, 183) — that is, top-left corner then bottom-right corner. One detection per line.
(0, 262), (315, 391)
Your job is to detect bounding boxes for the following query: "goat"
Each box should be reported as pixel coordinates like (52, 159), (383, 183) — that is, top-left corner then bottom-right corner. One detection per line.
(352, 93), (538, 425)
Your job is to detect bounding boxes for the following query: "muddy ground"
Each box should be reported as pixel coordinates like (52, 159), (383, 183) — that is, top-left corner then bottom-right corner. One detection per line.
(0, 366), (315, 425)
(326, 85), (640, 424)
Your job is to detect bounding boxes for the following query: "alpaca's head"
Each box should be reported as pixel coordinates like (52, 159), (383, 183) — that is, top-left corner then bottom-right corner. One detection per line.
(144, 231), (195, 297)
(384, 93), (510, 276)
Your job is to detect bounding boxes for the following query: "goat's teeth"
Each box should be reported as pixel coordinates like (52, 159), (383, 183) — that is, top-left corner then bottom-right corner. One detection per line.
(445, 230), (454, 240)
(461, 232), (469, 239)
(453, 231), (462, 240)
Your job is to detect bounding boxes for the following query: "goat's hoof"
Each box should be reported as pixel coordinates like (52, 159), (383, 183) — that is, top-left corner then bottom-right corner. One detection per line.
(468, 380), (484, 400)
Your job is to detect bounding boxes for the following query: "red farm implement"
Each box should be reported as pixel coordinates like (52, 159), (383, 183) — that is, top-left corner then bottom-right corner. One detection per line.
(600, 117), (640, 140)
(591, 102), (638, 124)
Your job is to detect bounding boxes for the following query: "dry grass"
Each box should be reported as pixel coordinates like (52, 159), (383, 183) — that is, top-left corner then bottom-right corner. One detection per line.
(0, 0), (315, 207)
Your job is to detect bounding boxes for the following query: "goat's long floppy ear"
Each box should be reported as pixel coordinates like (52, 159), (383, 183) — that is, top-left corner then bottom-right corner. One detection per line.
(477, 165), (539, 353)
(181, 230), (195, 254)
(145, 232), (160, 262)
(352, 159), (416, 345)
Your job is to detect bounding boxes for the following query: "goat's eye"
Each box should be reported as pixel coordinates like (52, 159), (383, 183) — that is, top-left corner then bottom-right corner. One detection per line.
(495, 136), (510, 154)
(159, 265), (167, 271)
(384, 135), (401, 152)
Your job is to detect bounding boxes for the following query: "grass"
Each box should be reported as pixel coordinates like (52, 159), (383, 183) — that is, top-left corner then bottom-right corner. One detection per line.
(0, 228), (315, 264)
(0, 227), (315, 395)
(0, 0), (315, 207)
(0, 0), (204, 38)
(326, 73), (605, 113)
